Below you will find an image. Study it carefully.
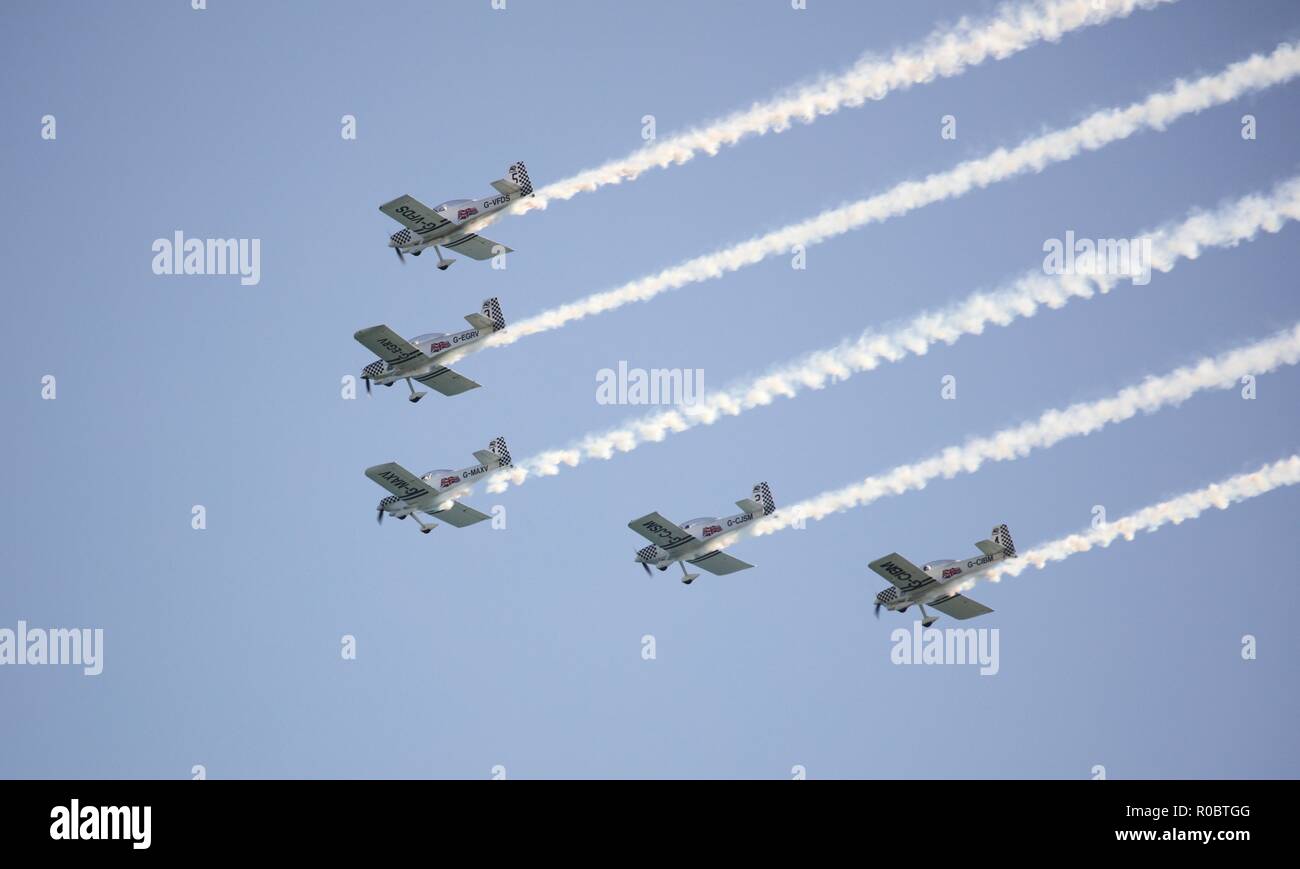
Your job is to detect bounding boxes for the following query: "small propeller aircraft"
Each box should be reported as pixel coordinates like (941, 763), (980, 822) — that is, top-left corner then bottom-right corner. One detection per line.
(870, 524), (1016, 627)
(380, 161), (533, 269)
(355, 297), (505, 402)
(628, 483), (775, 584)
(365, 438), (511, 534)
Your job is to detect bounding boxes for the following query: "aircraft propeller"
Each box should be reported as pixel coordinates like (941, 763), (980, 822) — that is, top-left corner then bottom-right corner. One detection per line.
(395, 246), (405, 264)
(641, 562), (651, 576)
(376, 505), (385, 525)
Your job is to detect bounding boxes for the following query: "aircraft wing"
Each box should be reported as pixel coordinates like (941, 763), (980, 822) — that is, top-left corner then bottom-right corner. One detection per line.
(443, 232), (512, 261)
(379, 194), (449, 236)
(868, 553), (932, 593)
(688, 549), (753, 576)
(365, 463), (437, 509)
(413, 365), (481, 396)
(354, 325), (426, 367)
(627, 512), (696, 554)
(928, 593), (994, 620)
(433, 500), (491, 528)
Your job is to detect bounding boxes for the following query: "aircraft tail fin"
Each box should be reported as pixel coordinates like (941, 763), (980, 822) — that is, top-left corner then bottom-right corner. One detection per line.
(482, 297), (506, 331)
(975, 524), (1017, 558)
(488, 436), (512, 469)
(508, 162), (533, 197)
(753, 482), (775, 516)
(993, 524), (1016, 558)
(464, 297), (506, 333)
(490, 162), (533, 199)
(472, 436), (511, 470)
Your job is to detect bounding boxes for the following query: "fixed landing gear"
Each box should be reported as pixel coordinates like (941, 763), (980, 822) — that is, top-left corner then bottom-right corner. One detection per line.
(919, 604), (939, 629)
(433, 244), (455, 271)
(405, 378), (427, 403)
(679, 562), (699, 585)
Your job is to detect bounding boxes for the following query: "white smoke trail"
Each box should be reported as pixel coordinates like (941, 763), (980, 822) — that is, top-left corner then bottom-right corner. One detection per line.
(973, 455), (1300, 584)
(488, 176), (1300, 492)
(736, 323), (1300, 539)
(510, 0), (1177, 214)
(476, 41), (1300, 351)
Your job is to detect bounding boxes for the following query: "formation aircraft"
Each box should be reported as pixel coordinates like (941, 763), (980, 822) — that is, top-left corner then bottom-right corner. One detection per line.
(627, 483), (776, 584)
(366, 438), (511, 534)
(354, 297), (505, 402)
(870, 524), (1015, 626)
(380, 162), (533, 269)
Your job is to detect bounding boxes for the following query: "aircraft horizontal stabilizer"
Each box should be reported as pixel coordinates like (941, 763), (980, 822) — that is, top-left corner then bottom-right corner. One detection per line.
(491, 178), (521, 196)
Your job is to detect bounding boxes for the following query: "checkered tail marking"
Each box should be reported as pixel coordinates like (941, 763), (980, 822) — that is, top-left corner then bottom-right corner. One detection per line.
(482, 297), (506, 332)
(489, 437), (512, 468)
(508, 162), (533, 198)
(993, 524), (1016, 558)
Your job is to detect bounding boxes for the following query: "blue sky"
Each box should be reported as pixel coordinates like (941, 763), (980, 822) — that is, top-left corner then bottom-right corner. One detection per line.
(2, 0), (1298, 778)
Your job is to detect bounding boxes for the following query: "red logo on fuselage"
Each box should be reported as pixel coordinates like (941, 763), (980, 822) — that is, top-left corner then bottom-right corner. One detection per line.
(457, 207), (478, 221)
(439, 476), (460, 488)
(429, 341), (450, 353)
(703, 525), (722, 536)
(942, 567), (962, 579)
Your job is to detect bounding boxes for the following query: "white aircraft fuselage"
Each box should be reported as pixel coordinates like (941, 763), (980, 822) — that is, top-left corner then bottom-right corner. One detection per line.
(387, 193), (513, 255)
(367, 435), (512, 535)
(634, 508), (758, 570)
(628, 483), (775, 584)
(375, 459), (494, 520)
(381, 162), (532, 270)
(874, 551), (1010, 612)
(360, 325), (486, 387)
